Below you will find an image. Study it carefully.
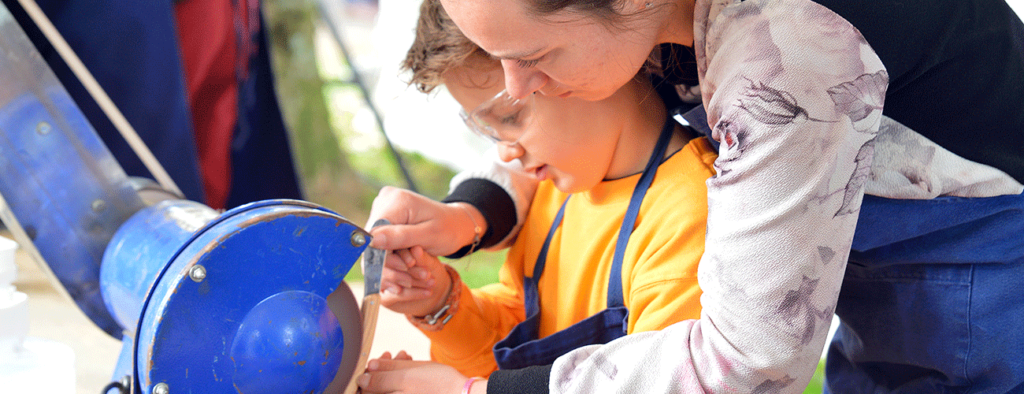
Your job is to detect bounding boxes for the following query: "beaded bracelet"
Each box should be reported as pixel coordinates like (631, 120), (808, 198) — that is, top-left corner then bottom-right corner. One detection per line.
(407, 265), (462, 331)
(462, 376), (482, 394)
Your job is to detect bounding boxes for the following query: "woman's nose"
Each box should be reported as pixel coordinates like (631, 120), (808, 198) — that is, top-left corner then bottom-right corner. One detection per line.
(496, 141), (524, 162)
(501, 59), (548, 100)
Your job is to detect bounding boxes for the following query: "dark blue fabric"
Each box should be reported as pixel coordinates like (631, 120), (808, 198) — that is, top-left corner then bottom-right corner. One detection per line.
(5, 0), (303, 207)
(4, 0), (207, 202)
(607, 116), (676, 308)
(493, 117), (676, 370)
(493, 302), (629, 370)
(826, 192), (1024, 393)
(225, 12), (302, 207)
(675, 104), (718, 151)
(525, 198), (572, 317)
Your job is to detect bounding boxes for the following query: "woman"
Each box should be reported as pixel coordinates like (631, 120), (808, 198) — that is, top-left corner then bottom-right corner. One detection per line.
(364, 0), (1024, 392)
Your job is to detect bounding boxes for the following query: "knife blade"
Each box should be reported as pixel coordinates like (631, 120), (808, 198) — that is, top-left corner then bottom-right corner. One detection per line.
(343, 218), (389, 394)
(361, 221), (389, 296)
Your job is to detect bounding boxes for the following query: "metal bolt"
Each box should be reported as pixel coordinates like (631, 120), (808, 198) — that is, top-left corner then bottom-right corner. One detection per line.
(350, 231), (367, 247)
(119, 375), (131, 388)
(189, 265), (206, 282)
(91, 199), (107, 213)
(152, 383), (169, 394)
(36, 122), (51, 135)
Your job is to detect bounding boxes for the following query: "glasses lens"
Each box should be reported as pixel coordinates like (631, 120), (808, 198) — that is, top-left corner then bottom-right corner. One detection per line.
(469, 91), (532, 143)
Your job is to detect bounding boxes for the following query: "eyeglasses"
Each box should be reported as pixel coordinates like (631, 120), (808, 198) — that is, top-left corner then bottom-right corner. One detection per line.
(459, 90), (534, 143)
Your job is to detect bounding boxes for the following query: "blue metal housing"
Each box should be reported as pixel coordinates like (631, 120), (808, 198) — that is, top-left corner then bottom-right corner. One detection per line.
(100, 199), (367, 393)
(0, 6), (145, 337)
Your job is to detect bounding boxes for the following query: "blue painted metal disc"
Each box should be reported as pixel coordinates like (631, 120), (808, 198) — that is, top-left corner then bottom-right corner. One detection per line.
(134, 200), (367, 393)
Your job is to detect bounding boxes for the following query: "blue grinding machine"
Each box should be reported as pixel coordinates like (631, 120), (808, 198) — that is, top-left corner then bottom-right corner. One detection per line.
(0, 3), (368, 393)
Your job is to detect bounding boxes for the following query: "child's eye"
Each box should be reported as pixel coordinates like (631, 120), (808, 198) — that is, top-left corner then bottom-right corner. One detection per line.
(499, 112), (520, 125)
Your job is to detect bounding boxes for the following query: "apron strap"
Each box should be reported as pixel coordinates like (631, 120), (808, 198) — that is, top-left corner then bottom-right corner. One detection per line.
(607, 116), (676, 308)
(525, 197), (570, 317)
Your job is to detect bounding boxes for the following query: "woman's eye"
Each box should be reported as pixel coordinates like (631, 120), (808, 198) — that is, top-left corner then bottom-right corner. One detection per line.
(516, 58), (539, 68)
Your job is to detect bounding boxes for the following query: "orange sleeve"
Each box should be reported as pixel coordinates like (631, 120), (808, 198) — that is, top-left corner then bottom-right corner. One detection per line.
(420, 260), (526, 378)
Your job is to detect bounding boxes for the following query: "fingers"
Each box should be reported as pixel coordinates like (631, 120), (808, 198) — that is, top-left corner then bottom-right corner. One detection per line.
(365, 358), (429, 372)
(408, 246), (445, 272)
(370, 223), (449, 255)
(380, 248), (437, 292)
(366, 188), (472, 256)
(393, 248), (418, 270)
(366, 186), (415, 228)
(380, 281), (432, 301)
(358, 361), (466, 394)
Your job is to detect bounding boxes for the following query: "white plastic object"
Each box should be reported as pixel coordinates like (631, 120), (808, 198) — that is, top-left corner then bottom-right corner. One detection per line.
(0, 235), (76, 392)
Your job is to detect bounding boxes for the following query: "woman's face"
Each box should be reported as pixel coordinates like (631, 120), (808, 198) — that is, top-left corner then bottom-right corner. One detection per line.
(445, 66), (636, 193)
(440, 0), (661, 102)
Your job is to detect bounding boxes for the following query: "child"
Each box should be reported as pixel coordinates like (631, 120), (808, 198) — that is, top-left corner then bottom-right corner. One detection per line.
(371, 0), (716, 382)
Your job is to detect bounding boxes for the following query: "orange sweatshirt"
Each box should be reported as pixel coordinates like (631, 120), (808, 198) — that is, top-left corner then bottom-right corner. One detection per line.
(423, 137), (717, 377)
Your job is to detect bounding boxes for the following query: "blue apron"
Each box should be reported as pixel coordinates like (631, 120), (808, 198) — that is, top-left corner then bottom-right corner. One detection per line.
(492, 116), (677, 370)
(826, 192), (1024, 393)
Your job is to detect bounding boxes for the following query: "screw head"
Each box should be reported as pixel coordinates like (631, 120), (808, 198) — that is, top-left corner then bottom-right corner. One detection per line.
(36, 122), (51, 135)
(350, 231), (367, 247)
(189, 265), (207, 282)
(152, 383), (169, 394)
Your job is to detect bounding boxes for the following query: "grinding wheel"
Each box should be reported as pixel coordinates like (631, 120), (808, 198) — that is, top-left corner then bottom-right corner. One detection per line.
(325, 281), (364, 393)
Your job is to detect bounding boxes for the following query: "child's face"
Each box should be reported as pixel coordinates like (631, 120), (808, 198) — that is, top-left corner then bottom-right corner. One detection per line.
(446, 66), (637, 194)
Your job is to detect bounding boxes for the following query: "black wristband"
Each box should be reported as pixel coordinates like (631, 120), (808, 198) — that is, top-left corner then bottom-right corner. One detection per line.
(442, 178), (516, 258)
(487, 364), (552, 394)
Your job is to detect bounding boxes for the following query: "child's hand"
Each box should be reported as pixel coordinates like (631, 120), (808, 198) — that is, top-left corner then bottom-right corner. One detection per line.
(379, 246), (453, 317)
(358, 354), (479, 394)
(367, 187), (485, 256)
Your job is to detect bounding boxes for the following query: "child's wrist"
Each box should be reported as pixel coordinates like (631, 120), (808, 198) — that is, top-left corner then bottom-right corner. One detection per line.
(462, 376), (484, 394)
(408, 265), (462, 331)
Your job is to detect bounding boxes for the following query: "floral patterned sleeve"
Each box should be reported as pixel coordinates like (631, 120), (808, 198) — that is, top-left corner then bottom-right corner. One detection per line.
(548, 0), (887, 392)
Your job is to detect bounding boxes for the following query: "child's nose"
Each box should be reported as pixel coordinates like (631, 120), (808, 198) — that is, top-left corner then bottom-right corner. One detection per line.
(496, 141), (524, 162)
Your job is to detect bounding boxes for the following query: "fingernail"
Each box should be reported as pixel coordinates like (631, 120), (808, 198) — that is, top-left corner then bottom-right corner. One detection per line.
(426, 279), (435, 287)
(417, 271), (429, 280)
(384, 286), (398, 295)
(357, 373), (370, 387)
(367, 360), (379, 370)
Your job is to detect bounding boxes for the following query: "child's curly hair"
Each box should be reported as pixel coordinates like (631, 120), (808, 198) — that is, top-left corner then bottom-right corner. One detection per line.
(402, 0), (499, 93)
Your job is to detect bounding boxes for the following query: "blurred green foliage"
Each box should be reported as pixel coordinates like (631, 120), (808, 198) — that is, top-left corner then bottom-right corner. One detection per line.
(805, 359), (826, 393)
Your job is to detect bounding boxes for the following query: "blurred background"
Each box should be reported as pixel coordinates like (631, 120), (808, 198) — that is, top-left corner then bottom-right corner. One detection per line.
(262, 0), (508, 284)
(3, 0), (1022, 392)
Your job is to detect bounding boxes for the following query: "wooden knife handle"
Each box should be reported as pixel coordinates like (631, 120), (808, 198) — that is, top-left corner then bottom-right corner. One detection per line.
(343, 293), (381, 394)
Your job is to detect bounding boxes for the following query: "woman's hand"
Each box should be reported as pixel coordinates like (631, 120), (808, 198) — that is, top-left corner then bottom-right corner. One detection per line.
(367, 187), (485, 256)
(379, 246), (452, 317)
(357, 354), (485, 394)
